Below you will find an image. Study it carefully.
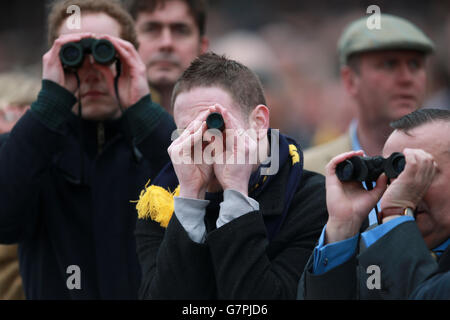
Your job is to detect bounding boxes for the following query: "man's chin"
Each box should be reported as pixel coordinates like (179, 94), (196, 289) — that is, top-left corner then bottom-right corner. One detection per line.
(73, 104), (121, 121)
(387, 104), (419, 122)
(393, 101), (419, 113)
(148, 71), (180, 88)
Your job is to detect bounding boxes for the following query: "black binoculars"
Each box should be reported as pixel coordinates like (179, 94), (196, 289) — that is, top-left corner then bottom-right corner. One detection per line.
(206, 112), (225, 131)
(336, 152), (405, 183)
(60, 38), (116, 69)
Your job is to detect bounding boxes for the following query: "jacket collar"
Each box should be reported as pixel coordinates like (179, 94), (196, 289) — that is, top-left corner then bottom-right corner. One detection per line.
(256, 159), (292, 217)
(251, 131), (301, 217)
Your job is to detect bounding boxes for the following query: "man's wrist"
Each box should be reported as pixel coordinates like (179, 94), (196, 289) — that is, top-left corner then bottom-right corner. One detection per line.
(223, 186), (248, 197)
(381, 214), (403, 224)
(216, 189), (259, 228)
(378, 207), (415, 224)
(179, 185), (206, 200)
(325, 218), (362, 244)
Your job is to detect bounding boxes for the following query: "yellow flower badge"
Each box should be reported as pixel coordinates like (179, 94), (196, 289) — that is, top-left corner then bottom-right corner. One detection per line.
(133, 180), (180, 228)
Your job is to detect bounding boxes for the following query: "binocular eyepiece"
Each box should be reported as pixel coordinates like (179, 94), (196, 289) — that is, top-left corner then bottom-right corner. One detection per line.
(60, 38), (116, 69)
(336, 152), (405, 183)
(206, 112), (225, 131)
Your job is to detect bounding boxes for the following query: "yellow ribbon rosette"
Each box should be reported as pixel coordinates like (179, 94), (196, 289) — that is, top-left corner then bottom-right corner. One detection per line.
(134, 180), (180, 228)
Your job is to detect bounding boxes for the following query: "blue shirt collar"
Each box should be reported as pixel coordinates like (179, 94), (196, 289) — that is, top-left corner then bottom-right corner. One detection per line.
(433, 238), (450, 257)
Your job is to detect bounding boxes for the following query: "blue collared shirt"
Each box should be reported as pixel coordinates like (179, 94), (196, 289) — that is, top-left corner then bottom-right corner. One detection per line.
(313, 217), (450, 275)
(434, 238), (450, 258)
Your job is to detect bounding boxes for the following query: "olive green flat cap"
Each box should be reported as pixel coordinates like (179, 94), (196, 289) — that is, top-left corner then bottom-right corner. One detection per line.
(338, 14), (434, 66)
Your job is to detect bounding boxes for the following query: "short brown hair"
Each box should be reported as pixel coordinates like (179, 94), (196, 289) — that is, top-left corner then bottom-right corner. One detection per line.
(47, 0), (139, 48)
(125, 0), (207, 36)
(391, 108), (450, 133)
(172, 53), (266, 115)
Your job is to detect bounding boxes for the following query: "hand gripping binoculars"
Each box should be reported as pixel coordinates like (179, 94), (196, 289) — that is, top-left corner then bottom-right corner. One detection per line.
(59, 38), (116, 69)
(336, 152), (405, 183)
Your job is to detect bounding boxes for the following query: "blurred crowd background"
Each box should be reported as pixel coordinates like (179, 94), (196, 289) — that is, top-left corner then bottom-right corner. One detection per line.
(0, 0), (449, 148)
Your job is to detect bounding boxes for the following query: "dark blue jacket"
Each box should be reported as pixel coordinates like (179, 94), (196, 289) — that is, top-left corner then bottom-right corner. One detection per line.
(410, 246), (450, 299)
(0, 80), (176, 299)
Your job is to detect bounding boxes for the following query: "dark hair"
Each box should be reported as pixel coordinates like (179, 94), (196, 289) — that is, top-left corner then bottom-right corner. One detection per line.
(125, 0), (207, 36)
(171, 53), (267, 115)
(391, 108), (450, 133)
(47, 0), (139, 49)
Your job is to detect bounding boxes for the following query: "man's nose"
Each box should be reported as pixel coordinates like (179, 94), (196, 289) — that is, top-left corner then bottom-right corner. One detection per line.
(78, 55), (101, 81)
(396, 62), (414, 85)
(159, 28), (174, 50)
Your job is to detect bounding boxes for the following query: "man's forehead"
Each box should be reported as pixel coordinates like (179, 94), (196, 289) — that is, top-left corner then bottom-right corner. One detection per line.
(173, 86), (239, 127)
(175, 86), (235, 107)
(384, 122), (449, 156)
(137, 1), (195, 23)
(59, 12), (121, 37)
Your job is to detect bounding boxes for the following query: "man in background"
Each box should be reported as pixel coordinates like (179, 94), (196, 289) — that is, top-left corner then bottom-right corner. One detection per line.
(126, 0), (209, 113)
(303, 14), (434, 226)
(304, 14), (433, 170)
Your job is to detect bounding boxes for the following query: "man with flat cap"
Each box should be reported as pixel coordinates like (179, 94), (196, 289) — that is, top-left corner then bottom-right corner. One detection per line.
(304, 14), (434, 226)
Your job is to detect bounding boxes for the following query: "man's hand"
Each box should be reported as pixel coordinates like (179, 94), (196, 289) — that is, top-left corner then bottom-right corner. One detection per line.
(96, 35), (150, 108)
(168, 109), (213, 200)
(43, 33), (150, 109)
(380, 148), (437, 212)
(325, 151), (388, 244)
(212, 105), (257, 197)
(42, 33), (95, 93)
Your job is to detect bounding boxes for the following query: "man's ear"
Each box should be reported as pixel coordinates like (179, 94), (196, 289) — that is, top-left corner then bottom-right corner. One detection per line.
(199, 36), (209, 55)
(341, 65), (359, 97)
(249, 104), (270, 139)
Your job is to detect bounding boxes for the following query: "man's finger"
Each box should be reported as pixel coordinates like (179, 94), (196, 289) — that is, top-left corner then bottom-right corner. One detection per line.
(326, 150), (365, 177)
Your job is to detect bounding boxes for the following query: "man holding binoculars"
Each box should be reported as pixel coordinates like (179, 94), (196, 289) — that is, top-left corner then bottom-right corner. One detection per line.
(298, 109), (450, 299)
(134, 53), (328, 299)
(0, 0), (175, 299)
(304, 14), (434, 227)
